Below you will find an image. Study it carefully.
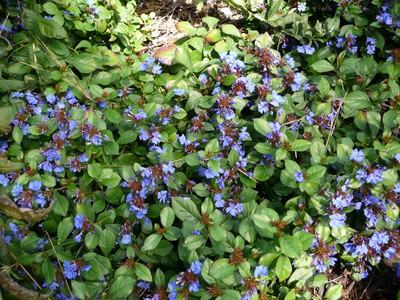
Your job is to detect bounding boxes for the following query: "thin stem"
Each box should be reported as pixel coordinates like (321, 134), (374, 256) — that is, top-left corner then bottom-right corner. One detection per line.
(44, 230), (73, 298)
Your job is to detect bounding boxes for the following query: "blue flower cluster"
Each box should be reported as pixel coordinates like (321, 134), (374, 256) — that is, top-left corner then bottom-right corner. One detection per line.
(168, 261), (203, 299)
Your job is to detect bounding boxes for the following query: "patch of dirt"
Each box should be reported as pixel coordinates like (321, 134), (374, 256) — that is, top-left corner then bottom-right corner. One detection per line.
(136, 0), (243, 54)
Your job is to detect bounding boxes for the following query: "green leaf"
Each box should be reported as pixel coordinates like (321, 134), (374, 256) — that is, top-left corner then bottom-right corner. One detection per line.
(57, 217), (73, 243)
(184, 235), (206, 251)
(160, 206), (175, 228)
(171, 197), (201, 223)
(209, 225), (227, 242)
(276, 255), (292, 281)
(88, 163), (103, 179)
(325, 284), (343, 300)
(176, 21), (197, 36)
(109, 276), (136, 298)
(105, 109), (122, 123)
(239, 218), (256, 243)
(252, 208), (280, 228)
(67, 54), (97, 73)
(306, 165), (326, 181)
(306, 274), (328, 287)
(294, 231), (314, 251)
(117, 131), (138, 144)
(43, 2), (61, 15)
(12, 126), (23, 144)
(0, 157), (24, 174)
(71, 281), (90, 299)
(41, 174), (56, 187)
(175, 47), (193, 71)
(222, 289), (241, 300)
(42, 257), (55, 284)
(253, 118), (271, 136)
(99, 228), (116, 256)
(53, 191), (69, 216)
(103, 141), (119, 156)
(311, 60), (335, 73)
(0, 106), (15, 134)
(83, 254), (112, 281)
(268, 0), (284, 18)
(0, 80), (25, 93)
(205, 29), (222, 43)
(345, 91), (372, 110)
(135, 263), (153, 282)
(221, 24), (241, 37)
(85, 231), (100, 250)
(279, 234), (303, 258)
(38, 18), (68, 39)
(142, 233), (162, 251)
(209, 259), (235, 280)
(99, 169), (121, 188)
(290, 139), (311, 152)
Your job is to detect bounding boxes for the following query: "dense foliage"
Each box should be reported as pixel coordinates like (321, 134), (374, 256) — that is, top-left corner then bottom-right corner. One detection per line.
(0, 0), (399, 299)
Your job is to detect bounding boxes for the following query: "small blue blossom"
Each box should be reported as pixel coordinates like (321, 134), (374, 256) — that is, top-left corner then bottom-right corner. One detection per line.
(12, 184), (23, 196)
(0, 174), (9, 187)
(297, 44), (315, 55)
(225, 202), (243, 217)
(366, 37), (376, 55)
(350, 149), (365, 163)
(188, 281), (200, 292)
(74, 213), (85, 229)
(297, 2), (306, 12)
(254, 265), (268, 277)
(294, 171), (305, 183)
(199, 74), (208, 85)
(28, 180), (42, 191)
(173, 88), (184, 96)
(63, 260), (78, 280)
(329, 213), (346, 228)
(121, 234), (132, 245)
(190, 261), (202, 275)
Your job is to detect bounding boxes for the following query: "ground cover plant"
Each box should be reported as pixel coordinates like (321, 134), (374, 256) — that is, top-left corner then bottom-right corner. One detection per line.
(0, 0), (399, 299)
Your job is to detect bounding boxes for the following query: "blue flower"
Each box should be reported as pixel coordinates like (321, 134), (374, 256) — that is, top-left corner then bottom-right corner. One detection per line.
(46, 94), (58, 104)
(0, 174), (9, 187)
(356, 166), (384, 184)
(173, 88), (184, 96)
(297, 2), (306, 12)
(188, 281), (200, 292)
(28, 181), (42, 191)
(190, 261), (202, 275)
(329, 213), (346, 228)
(11, 91), (24, 98)
(0, 140), (8, 153)
(294, 171), (305, 183)
(74, 213), (85, 229)
(121, 234), (132, 245)
(63, 260), (78, 280)
(199, 74), (208, 85)
(225, 202), (243, 217)
(366, 37), (376, 55)
(350, 149), (365, 163)
(12, 184), (23, 196)
(137, 281), (150, 290)
(157, 190), (169, 203)
(35, 193), (47, 207)
(91, 133), (103, 145)
(254, 265), (268, 277)
(290, 73), (303, 91)
(297, 44), (315, 55)
(384, 247), (396, 259)
(285, 54), (295, 68)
